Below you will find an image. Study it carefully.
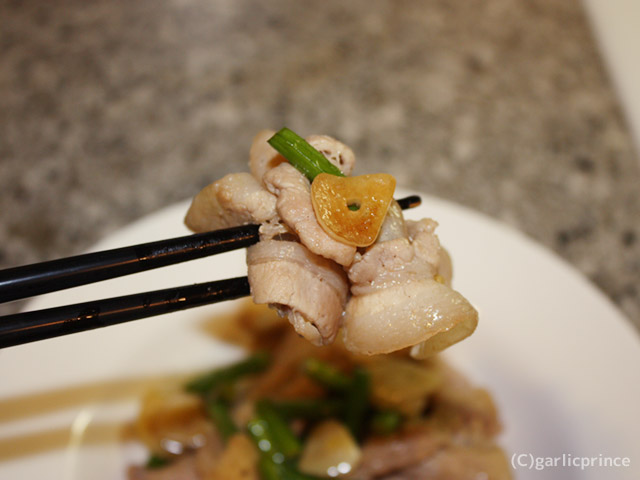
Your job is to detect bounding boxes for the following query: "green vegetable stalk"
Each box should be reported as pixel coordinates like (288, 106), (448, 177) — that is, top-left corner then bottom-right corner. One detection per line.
(345, 367), (370, 439)
(205, 397), (238, 441)
(253, 400), (302, 458)
(268, 127), (345, 181)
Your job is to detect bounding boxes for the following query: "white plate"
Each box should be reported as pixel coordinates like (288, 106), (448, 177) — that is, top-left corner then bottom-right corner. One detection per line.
(1, 190), (639, 480)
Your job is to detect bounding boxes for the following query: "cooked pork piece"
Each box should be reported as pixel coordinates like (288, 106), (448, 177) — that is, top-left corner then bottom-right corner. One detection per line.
(347, 215), (446, 297)
(342, 279), (478, 355)
(246, 240), (349, 345)
(343, 212), (477, 355)
(306, 134), (356, 176)
(405, 218), (453, 285)
(352, 427), (446, 479)
(184, 173), (279, 233)
(405, 218), (442, 271)
(347, 237), (435, 297)
(264, 163), (356, 266)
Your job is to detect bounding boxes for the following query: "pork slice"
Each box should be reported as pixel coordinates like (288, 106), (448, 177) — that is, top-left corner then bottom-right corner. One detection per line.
(351, 427), (446, 479)
(347, 217), (443, 297)
(184, 173), (279, 233)
(246, 240), (349, 345)
(264, 163), (356, 266)
(347, 238), (434, 297)
(343, 279), (477, 355)
(248, 129), (287, 185)
(342, 211), (480, 356)
(406, 218), (442, 268)
(306, 134), (356, 175)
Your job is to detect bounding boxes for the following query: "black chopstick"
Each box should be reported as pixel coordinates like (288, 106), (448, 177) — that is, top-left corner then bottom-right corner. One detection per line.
(0, 224), (260, 304)
(0, 277), (250, 349)
(397, 195), (421, 210)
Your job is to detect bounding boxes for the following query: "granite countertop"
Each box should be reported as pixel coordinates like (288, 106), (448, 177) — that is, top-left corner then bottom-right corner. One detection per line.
(1, 0), (639, 330)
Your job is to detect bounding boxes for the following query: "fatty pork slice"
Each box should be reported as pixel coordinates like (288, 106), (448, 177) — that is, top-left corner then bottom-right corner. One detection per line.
(246, 240), (349, 346)
(184, 172), (285, 239)
(264, 163), (356, 266)
(343, 218), (477, 356)
(249, 130), (356, 186)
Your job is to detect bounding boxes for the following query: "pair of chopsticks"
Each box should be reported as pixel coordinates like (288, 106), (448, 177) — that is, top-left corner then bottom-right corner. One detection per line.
(0, 195), (421, 349)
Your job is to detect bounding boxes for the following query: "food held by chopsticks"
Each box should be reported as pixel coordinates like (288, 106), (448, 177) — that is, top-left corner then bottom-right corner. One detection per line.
(184, 128), (478, 357)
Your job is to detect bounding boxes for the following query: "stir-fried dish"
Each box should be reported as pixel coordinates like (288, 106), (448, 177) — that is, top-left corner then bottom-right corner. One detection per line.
(128, 302), (511, 479)
(184, 128), (477, 357)
(127, 129), (509, 479)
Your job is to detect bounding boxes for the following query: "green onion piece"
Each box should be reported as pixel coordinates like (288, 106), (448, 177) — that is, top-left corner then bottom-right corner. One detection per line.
(205, 397), (238, 442)
(146, 454), (170, 469)
(303, 358), (351, 392)
(185, 351), (270, 395)
(370, 409), (402, 435)
(345, 367), (370, 440)
(269, 398), (343, 420)
(268, 127), (345, 181)
(247, 403), (302, 460)
(255, 400), (302, 458)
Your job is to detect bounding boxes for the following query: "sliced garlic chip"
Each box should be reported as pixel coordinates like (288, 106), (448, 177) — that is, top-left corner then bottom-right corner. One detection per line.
(311, 173), (396, 247)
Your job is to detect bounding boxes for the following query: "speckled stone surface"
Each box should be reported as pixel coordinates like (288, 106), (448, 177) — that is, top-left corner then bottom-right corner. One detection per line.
(1, 0), (639, 329)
